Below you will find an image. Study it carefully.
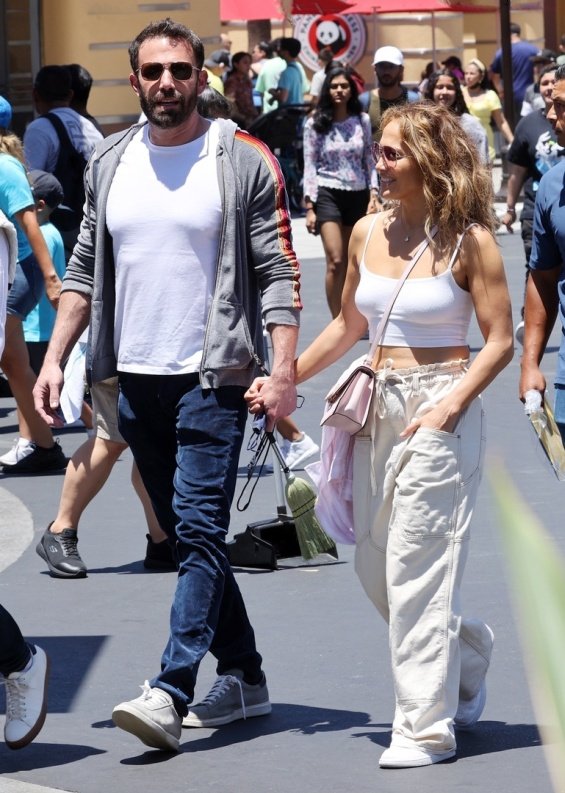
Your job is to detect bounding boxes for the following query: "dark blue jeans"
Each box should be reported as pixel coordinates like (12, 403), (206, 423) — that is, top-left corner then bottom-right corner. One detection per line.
(0, 604), (31, 676)
(118, 373), (262, 715)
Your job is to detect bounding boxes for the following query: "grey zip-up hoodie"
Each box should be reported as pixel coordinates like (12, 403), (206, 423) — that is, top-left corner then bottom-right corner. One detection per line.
(63, 118), (301, 388)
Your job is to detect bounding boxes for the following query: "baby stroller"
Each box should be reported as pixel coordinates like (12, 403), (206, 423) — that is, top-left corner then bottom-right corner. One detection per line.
(248, 104), (311, 213)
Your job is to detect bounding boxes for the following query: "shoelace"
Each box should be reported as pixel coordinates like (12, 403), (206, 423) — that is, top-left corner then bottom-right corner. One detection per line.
(138, 680), (170, 706)
(200, 675), (246, 719)
(2, 674), (27, 720)
(58, 531), (80, 559)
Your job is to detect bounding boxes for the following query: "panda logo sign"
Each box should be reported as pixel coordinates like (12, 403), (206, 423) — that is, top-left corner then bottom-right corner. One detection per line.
(294, 14), (366, 72)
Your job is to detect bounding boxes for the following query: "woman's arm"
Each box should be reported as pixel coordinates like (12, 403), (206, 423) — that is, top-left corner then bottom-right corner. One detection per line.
(15, 206), (61, 308)
(491, 107), (514, 146)
(303, 119), (323, 233)
(296, 216), (372, 383)
(402, 226), (513, 436)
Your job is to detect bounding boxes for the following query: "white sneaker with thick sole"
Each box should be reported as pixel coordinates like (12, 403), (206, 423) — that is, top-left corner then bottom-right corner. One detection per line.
(112, 682), (181, 751)
(0, 438), (34, 467)
(379, 744), (456, 768)
(4, 645), (49, 750)
(282, 433), (319, 471)
(183, 669), (271, 728)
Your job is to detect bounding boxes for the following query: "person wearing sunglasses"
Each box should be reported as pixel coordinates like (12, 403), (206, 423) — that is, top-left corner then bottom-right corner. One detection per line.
(33, 17), (301, 754)
(303, 66), (378, 318)
(249, 102), (513, 768)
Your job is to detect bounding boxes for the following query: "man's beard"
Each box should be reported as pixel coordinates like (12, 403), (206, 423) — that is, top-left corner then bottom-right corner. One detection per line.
(377, 73), (400, 88)
(139, 86), (197, 128)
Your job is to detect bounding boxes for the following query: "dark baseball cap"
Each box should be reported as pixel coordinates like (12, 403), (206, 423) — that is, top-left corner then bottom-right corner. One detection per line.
(531, 48), (557, 64)
(204, 49), (231, 68)
(29, 169), (64, 209)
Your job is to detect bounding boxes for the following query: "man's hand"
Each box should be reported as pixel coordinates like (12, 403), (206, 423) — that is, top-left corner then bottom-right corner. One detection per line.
(500, 209), (515, 233)
(33, 362), (66, 426)
(519, 364), (547, 403)
(244, 374), (297, 431)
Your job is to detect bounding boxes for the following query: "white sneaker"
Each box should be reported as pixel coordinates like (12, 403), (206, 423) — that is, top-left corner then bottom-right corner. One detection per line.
(0, 438), (34, 467)
(4, 645), (49, 750)
(515, 320), (525, 345)
(379, 744), (456, 768)
(282, 433), (319, 471)
(112, 682), (181, 751)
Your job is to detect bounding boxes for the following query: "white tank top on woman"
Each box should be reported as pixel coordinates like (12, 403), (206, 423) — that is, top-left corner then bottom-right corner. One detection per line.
(355, 216), (474, 348)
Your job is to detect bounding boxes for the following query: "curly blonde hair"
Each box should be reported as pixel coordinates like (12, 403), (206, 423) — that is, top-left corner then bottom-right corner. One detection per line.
(379, 101), (496, 249)
(0, 130), (25, 164)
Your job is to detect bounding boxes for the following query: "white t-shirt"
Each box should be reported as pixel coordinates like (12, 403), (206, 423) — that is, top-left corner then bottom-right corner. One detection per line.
(106, 121), (222, 375)
(24, 107), (103, 171)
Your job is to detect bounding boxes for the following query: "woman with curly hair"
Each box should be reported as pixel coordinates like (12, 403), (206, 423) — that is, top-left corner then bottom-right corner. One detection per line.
(303, 66), (378, 317)
(249, 102), (513, 768)
(424, 68), (489, 163)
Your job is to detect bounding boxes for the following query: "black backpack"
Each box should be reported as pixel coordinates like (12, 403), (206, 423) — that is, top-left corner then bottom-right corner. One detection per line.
(44, 111), (88, 232)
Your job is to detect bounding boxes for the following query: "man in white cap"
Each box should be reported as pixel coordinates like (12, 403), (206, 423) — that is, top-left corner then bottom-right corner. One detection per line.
(364, 45), (419, 142)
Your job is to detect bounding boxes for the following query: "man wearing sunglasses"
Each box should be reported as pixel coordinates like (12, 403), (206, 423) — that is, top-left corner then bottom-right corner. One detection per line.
(33, 17), (301, 753)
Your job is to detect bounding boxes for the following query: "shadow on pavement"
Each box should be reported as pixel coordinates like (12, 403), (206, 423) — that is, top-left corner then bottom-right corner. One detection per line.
(353, 719), (542, 757)
(0, 741), (106, 771)
(118, 703), (373, 765)
(0, 635), (108, 714)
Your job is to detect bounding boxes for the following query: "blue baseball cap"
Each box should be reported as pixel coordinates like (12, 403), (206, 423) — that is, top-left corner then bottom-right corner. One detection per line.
(0, 96), (12, 129)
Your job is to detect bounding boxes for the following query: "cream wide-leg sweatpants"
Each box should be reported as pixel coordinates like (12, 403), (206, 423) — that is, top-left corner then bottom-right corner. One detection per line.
(352, 360), (493, 753)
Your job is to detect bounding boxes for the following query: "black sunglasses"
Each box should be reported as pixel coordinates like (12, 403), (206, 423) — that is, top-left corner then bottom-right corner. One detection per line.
(137, 61), (200, 82)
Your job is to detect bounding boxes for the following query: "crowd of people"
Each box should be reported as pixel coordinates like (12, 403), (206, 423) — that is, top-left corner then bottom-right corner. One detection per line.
(1, 13), (565, 775)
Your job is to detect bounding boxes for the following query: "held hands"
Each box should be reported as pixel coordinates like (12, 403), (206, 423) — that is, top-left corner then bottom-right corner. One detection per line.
(32, 362), (66, 427)
(244, 374), (297, 431)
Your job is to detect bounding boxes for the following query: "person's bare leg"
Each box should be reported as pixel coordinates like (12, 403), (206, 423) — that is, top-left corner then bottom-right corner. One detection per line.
(131, 460), (168, 543)
(320, 221), (349, 319)
(0, 316), (54, 447)
(50, 436), (127, 533)
(80, 401), (94, 430)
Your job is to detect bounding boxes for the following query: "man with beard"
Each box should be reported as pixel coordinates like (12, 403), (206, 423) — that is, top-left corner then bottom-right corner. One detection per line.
(33, 17), (301, 753)
(363, 46), (419, 142)
(520, 64), (565, 443)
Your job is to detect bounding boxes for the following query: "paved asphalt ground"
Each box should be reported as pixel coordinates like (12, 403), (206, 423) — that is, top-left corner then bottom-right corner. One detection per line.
(1, 194), (564, 793)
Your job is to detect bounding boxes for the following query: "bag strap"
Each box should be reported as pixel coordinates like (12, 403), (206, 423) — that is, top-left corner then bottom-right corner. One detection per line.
(44, 111), (77, 158)
(364, 225), (438, 364)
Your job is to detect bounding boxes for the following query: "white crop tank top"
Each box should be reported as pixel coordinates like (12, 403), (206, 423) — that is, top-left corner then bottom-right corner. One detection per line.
(355, 216), (474, 348)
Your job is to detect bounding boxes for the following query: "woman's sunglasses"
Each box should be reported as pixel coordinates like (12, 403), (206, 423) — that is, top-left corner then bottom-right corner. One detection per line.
(372, 142), (413, 167)
(137, 62), (200, 82)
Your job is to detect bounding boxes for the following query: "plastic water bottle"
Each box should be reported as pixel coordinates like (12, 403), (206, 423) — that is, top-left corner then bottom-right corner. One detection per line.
(524, 389), (547, 428)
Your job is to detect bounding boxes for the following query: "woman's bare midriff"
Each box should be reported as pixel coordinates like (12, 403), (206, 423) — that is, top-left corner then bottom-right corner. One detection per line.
(371, 345), (470, 370)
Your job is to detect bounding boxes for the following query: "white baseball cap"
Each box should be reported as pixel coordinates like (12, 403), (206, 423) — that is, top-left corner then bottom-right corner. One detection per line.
(373, 46), (404, 66)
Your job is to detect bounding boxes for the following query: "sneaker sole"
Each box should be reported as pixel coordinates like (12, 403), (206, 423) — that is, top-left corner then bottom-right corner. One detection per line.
(112, 704), (180, 751)
(1, 459), (69, 476)
(5, 654), (50, 750)
(454, 682), (487, 731)
(379, 747), (456, 768)
(36, 541), (87, 579)
(182, 700), (272, 728)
